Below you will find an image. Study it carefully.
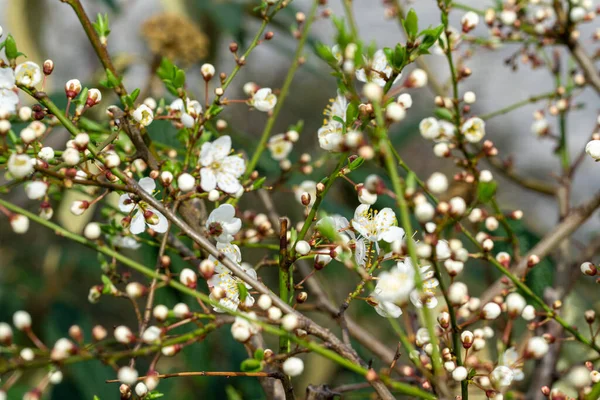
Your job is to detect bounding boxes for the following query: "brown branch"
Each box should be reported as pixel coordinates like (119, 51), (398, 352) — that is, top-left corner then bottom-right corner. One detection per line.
(480, 191), (600, 303)
(106, 370), (284, 383)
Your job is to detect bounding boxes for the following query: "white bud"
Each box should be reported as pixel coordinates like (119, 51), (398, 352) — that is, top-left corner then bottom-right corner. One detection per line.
(485, 217), (499, 231)
(62, 148), (81, 166)
(433, 142), (450, 158)
(358, 188), (378, 205)
(581, 261), (597, 276)
(141, 326), (162, 344)
(114, 325), (134, 344)
(201, 63), (216, 80)
(0, 323), (13, 344)
(448, 282), (468, 305)
(49, 370), (63, 385)
(73, 133), (89, 148)
(526, 336), (549, 359)
(570, 6), (586, 22)
(585, 140), (600, 161)
(363, 82), (382, 102)
(208, 189), (220, 202)
(103, 150), (120, 168)
(506, 293), (526, 316)
(386, 102), (406, 122)
(10, 214), (30, 234)
(427, 172), (448, 194)
(125, 282), (146, 299)
(419, 117), (440, 140)
(500, 10), (517, 25)
(397, 93), (412, 109)
(135, 383), (148, 397)
(282, 357), (304, 377)
(173, 303), (190, 318)
(84, 222), (102, 240)
(481, 302), (502, 320)
(415, 202), (435, 222)
(38, 147), (55, 161)
(177, 173), (196, 192)
(257, 294), (272, 310)
(20, 348), (35, 361)
(449, 197), (467, 216)
(267, 306), (283, 321)
(153, 304), (169, 321)
(479, 169), (493, 183)
(452, 366), (468, 381)
(13, 310), (32, 330)
(521, 305), (536, 321)
(20, 128), (36, 144)
(117, 366), (139, 385)
(408, 69), (428, 88)
(295, 240), (311, 255)
(281, 313), (299, 331)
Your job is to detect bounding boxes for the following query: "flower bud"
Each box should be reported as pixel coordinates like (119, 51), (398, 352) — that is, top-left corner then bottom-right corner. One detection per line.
(295, 240), (311, 255)
(153, 305), (169, 321)
(114, 325), (134, 344)
(282, 357), (304, 377)
(118, 366), (139, 385)
(173, 303), (190, 318)
(65, 79), (82, 99)
(281, 313), (299, 331)
(581, 262), (597, 276)
(13, 310), (32, 330)
(201, 63), (215, 80)
(481, 302), (502, 320)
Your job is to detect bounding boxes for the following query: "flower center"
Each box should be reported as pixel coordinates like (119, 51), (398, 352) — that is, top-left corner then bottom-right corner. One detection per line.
(208, 222), (223, 237)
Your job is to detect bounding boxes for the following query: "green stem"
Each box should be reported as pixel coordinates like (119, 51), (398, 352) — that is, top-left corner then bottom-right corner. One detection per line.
(237, 0), (320, 186)
(0, 198), (435, 399)
(479, 91), (558, 120)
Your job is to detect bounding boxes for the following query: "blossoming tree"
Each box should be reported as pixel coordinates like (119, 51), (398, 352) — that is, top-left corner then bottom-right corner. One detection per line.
(1, 0), (600, 399)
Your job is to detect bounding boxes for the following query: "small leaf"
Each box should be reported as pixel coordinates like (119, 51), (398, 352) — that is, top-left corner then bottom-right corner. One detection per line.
(477, 180), (497, 203)
(5, 35), (19, 60)
(348, 156), (364, 171)
(392, 44), (406, 69)
(252, 177), (266, 190)
(315, 42), (336, 64)
(403, 9), (419, 38)
(434, 108), (454, 121)
(240, 358), (262, 372)
(130, 88), (140, 102)
(254, 348), (265, 361)
(237, 282), (248, 302)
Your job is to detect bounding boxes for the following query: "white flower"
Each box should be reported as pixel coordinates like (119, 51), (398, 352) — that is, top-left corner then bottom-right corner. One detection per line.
(135, 383), (148, 397)
(13, 310), (32, 330)
(585, 140), (600, 161)
(282, 357), (304, 377)
(206, 204), (241, 243)
(419, 117), (440, 140)
(252, 88), (277, 112)
(25, 181), (47, 200)
(356, 49), (399, 87)
(318, 93), (347, 152)
(132, 104), (154, 127)
(177, 173), (196, 192)
(526, 336), (549, 359)
(491, 366), (514, 388)
(409, 263), (439, 309)
(531, 119), (549, 136)
(494, 347), (524, 387)
(482, 302), (502, 320)
(294, 180), (317, 207)
(505, 293), (526, 316)
(433, 27), (462, 54)
(461, 117), (486, 143)
(62, 148), (81, 166)
(209, 270), (256, 312)
(317, 214), (367, 268)
(118, 177), (168, 235)
(38, 147), (55, 161)
(7, 153), (34, 179)
(231, 317), (252, 342)
(397, 93), (413, 109)
(0, 68), (18, 114)
(112, 235), (141, 249)
(427, 172), (448, 194)
(386, 102), (406, 122)
(374, 259), (415, 305)
(15, 62), (42, 87)
(268, 133), (293, 160)
(352, 204), (405, 246)
(10, 214), (29, 234)
(117, 366), (139, 386)
(199, 135), (245, 194)
(500, 10), (517, 25)
(461, 11), (480, 32)
(407, 69), (428, 88)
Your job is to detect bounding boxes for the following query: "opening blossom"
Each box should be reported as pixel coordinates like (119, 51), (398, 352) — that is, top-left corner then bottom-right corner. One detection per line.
(352, 204), (405, 247)
(0, 67), (18, 114)
(14, 62), (42, 88)
(461, 117), (486, 143)
(132, 104), (154, 127)
(267, 133), (293, 161)
(318, 92), (348, 152)
(252, 88), (277, 112)
(7, 153), (34, 179)
(118, 177), (168, 235)
(205, 204), (242, 243)
(199, 135), (245, 194)
(356, 49), (399, 87)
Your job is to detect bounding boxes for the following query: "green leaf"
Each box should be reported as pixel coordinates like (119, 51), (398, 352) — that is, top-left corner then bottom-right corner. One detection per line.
(93, 396), (101, 400)
(420, 25), (444, 53)
(147, 392), (165, 399)
(5, 34), (19, 60)
(76, 88), (89, 107)
(434, 108), (454, 121)
(348, 156), (364, 171)
(383, 47), (394, 67)
(315, 42), (336, 64)
(346, 102), (359, 124)
(392, 44), (406, 69)
(237, 282), (248, 302)
(254, 348), (265, 361)
(477, 180), (497, 203)
(316, 217), (338, 242)
(100, 275), (113, 294)
(403, 9), (419, 38)
(252, 177), (267, 190)
(130, 88), (140, 103)
(240, 358), (262, 372)
(101, 69), (122, 89)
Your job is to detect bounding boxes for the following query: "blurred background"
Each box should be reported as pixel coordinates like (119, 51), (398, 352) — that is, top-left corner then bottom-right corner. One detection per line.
(1, 0), (599, 398)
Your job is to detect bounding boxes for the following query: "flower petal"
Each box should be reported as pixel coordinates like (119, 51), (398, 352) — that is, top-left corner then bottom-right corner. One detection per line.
(221, 155), (246, 178)
(138, 177), (156, 193)
(200, 168), (217, 192)
(118, 194), (136, 213)
(147, 207), (168, 233)
(379, 226), (405, 243)
(129, 210), (146, 234)
(210, 135), (232, 161)
(216, 172), (241, 194)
